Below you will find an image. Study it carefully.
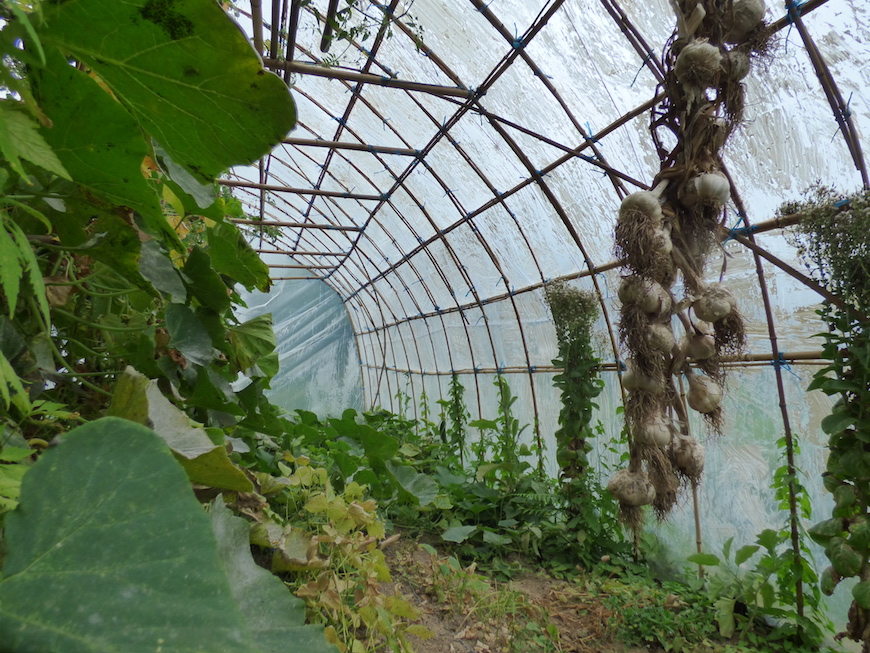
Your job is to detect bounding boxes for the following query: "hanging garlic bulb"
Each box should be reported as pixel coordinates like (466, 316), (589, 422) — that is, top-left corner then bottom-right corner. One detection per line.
(619, 191), (663, 223)
(674, 39), (723, 90)
(646, 323), (677, 354)
(693, 283), (737, 322)
(607, 469), (656, 506)
(724, 0), (766, 43)
(722, 49), (751, 82)
(635, 414), (673, 448)
(618, 277), (672, 316)
(681, 171), (731, 207)
(682, 332), (717, 360)
(686, 372), (723, 414)
(672, 435), (706, 477)
(622, 360), (665, 394)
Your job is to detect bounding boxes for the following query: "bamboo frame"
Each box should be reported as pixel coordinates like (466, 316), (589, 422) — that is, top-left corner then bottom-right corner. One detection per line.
(235, 5), (869, 604)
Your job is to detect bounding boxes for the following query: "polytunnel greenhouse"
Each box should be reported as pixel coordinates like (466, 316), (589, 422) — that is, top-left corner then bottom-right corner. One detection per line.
(1, 0), (869, 651)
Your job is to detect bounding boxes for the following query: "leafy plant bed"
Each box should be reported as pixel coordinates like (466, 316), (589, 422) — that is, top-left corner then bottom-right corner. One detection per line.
(378, 537), (829, 653)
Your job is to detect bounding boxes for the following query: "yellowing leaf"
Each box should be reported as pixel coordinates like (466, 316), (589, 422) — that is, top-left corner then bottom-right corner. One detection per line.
(304, 494), (330, 514)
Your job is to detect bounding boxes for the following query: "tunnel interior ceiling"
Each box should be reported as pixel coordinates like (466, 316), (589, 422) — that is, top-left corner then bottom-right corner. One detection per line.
(229, 0), (869, 408)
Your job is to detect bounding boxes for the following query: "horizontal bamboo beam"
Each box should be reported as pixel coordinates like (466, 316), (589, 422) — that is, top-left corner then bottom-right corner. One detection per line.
(360, 351), (826, 376)
(283, 138), (418, 157)
(232, 218), (362, 231)
(219, 178), (383, 200)
(263, 59), (474, 98)
(256, 249), (347, 256)
(267, 263), (336, 269)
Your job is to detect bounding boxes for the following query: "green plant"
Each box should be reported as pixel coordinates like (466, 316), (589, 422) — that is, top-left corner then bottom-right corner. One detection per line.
(602, 572), (720, 652)
(437, 373), (470, 467)
(248, 455), (432, 653)
(544, 280), (626, 568)
(414, 543), (561, 653)
(0, 418), (333, 653)
(786, 186), (870, 649)
(686, 434), (831, 651)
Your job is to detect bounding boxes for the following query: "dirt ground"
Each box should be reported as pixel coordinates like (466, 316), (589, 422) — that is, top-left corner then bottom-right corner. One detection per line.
(382, 539), (649, 653)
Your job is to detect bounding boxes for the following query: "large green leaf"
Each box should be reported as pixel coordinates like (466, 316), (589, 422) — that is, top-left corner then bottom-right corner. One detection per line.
(30, 49), (179, 246)
(208, 221), (271, 291)
(228, 314), (279, 379)
(0, 417), (260, 653)
(185, 246), (231, 313)
(39, 0), (296, 183)
(387, 460), (439, 506)
(109, 367), (252, 491)
(209, 500), (336, 653)
(166, 303), (215, 366)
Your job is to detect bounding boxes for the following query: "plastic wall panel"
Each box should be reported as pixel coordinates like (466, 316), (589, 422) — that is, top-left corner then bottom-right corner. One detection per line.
(515, 290), (559, 366)
(390, 2), (510, 90)
(468, 205), (539, 290)
(442, 223), (506, 301)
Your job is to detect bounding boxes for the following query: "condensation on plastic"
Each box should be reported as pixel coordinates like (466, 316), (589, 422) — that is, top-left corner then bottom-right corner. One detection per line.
(230, 0), (870, 634)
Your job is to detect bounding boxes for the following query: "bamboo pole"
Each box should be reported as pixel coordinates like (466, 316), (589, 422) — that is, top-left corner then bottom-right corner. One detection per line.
(219, 178), (383, 200)
(257, 249), (347, 256)
(234, 218), (362, 231)
(282, 138), (418, 156)
(263, 60), (474, 98)
(250, 0), (264, 55)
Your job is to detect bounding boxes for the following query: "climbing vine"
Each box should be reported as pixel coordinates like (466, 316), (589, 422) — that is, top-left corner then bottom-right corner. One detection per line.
(786, 187), (870, 650)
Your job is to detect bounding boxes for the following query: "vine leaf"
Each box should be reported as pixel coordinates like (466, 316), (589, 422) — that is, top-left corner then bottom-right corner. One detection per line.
(687, 553), (721, 567)
(821, 409), (857, 435)
(30, 49), (179, 247)
(207, 221), (271, 292)
(441, 525), (478, 543)
(854, 582), (870, 610)
(0, 417), (260, 653)
(109, 367), (252, 492)
(208, 500), (336, 653)
(39, 0), (297, 183)
(166, 303), (215, 367)
(0, 100), (70, 181)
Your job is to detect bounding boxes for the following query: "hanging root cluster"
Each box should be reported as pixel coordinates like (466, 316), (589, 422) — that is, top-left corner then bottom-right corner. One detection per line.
(610, 0), (762, 539)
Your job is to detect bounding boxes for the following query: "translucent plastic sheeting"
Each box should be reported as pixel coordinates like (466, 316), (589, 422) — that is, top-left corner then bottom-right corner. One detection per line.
(239, 280), (363, 416)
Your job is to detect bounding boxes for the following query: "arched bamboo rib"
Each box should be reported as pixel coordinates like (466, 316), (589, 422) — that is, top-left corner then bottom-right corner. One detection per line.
(784, 2), (869, 187)
(362, 351), (827, 376)
(482, 111), (626, 434)
(720, 169), (805, 617)
(288, 3), (401, 254)
(282, 138), (419, 156)
(723, 228), (870, 324)
(267, 263), (336, 269)
(231, 219), (363, 231)
(341, 92), (664, 302)
(386, 12), (651, 192)
(598, 0), (666, 83)
(471, 0), (628, 197)
(264, 59), (474, 98)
